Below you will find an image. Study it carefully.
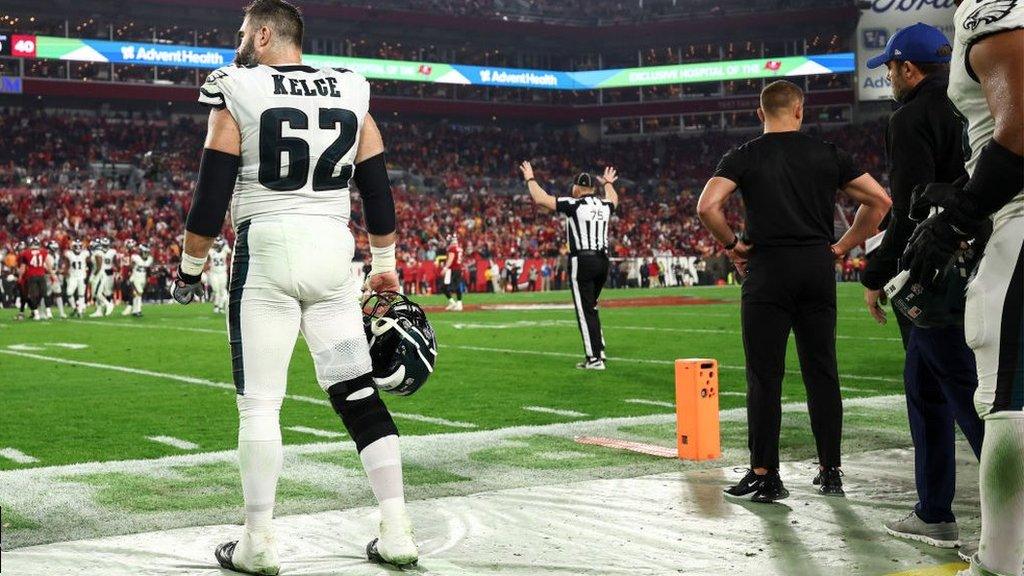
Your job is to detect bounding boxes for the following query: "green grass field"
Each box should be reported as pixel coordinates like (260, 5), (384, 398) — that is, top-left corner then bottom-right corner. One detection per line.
(0, 283), (914, 550)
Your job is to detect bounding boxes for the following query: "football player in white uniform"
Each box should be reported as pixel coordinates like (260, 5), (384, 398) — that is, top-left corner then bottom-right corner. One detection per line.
(91, 238), (118, 317)
(122, 243), (153, 317)
(172, 2), (416, 573)
(902, 2), (1023, 575)
(208, 236), (232, 314)
(65, 240), (89, 318)
(88, 238), (105, 314)
(44, 240), (66, 320)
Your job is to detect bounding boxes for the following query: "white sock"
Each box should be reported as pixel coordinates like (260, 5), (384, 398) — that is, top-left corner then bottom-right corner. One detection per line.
(133, 295), (142, 313)
(56, 298), (65, 316)
(978, 417), (1024, 575)
(359, 435), (406, 515)
(237, 395), (284, 533)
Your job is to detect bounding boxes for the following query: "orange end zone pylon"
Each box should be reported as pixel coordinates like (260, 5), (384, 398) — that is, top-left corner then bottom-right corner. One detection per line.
(675, 358), (721, 461)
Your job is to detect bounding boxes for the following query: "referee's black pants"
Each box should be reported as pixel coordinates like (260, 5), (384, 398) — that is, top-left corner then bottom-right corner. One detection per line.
(741, 245), (842, 470)
(569, 252), (609, 360)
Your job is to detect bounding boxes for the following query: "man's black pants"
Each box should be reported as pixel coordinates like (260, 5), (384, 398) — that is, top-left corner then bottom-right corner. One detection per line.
(569, 252), (608, 360)
(741, 245), (842, 470)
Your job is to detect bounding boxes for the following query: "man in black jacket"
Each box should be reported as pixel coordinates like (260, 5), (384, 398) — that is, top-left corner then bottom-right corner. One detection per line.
(862, 23), (984, 549)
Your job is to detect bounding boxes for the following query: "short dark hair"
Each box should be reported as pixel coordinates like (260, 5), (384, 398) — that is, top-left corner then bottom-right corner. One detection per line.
(908, 61), (949, 76)
(760, 80), (804, 117)
(244, 0), (304, 47)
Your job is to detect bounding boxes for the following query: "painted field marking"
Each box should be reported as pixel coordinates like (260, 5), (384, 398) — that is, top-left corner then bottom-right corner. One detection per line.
(443, 318), (901, 343)
(841, 386), (882, 395)
(0, 350), (477, 430)
(523, 406), (588, 418)
(443, 344), (901, 384)
(719, 391), (746, 397)
(0, 448), (39, 464)
(17, 317), (900, 385)
(575, 436), (678, 458)
(146, 436), (199, 451)
(285, 426), (345, 439)
(624, 399), (675, 408)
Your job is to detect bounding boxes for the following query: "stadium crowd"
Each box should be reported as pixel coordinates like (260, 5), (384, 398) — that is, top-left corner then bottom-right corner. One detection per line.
(1, 108), (887, 294)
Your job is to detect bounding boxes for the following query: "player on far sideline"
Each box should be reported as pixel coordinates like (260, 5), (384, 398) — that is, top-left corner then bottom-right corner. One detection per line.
(171, 1), (417, 573)
(45, 240), (66, 320)
(442, 233), (464, 311)
(17, 237), (53, 321)
(87, 237), (105, 315)
(901, 2), (1024, 574)
(122, 243), (153, 317)
(91, 238), (118, 317)
(208, 236), (231, 314)
(65, 240), (89, 318)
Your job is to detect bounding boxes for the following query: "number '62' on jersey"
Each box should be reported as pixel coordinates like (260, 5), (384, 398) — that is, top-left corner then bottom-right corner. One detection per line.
(198, 64), (370, 229)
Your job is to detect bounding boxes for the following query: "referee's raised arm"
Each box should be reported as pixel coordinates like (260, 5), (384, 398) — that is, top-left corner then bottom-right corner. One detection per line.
(520, 160), (556, 211)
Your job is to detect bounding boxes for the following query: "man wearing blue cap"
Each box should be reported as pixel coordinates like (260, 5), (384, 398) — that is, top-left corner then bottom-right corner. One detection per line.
(863, 22), (986, 549)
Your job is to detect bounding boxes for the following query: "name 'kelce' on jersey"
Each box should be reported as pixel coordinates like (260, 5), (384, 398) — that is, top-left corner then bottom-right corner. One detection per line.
(197, 64), (371, 229)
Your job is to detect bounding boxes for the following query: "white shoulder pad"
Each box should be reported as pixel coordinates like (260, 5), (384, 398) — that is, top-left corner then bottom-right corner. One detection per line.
(198, 66), (237, 110)
(959, 0), (1023, 46)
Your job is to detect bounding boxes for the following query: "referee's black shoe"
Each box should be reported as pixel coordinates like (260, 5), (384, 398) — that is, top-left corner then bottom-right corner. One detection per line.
(751, 470), (790, 503)
(813, 466), (845, 497)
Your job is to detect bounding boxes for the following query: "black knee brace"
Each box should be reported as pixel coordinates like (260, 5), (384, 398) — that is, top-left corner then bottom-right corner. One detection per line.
(327, 374), (399, 452)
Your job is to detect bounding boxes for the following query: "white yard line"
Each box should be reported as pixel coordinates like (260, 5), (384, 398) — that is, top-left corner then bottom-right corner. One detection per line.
(0, 350), (477, 430)
(624, 399), (675, 408)
(719, 391), (747, 397)
(57, 314), (901, 382)
(441, 318), (901, 343)
(0, 448), (40, 464)
(522, 406), (589, 418)
(145, 436), (198, 451)
(284, 426), (346, 439)
(442, 344), (901, 384)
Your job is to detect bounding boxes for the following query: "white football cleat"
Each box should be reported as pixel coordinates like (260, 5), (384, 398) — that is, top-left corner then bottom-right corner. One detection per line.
(444, 299), (456, 311)
(367, 512), (418, 568)
(121, 306), (132, 316)
(215, 529), (280, 576)
(453, 300), (463, 311)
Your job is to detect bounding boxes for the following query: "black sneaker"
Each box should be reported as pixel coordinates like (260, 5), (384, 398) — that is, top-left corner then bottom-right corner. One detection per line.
(724, 468), (765, 498)
(751, 471), (790, 503)
(815, 467), (845, 497)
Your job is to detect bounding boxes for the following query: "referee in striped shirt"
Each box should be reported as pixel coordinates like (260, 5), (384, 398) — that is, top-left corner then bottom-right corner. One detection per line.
(521, 161), (619, 370)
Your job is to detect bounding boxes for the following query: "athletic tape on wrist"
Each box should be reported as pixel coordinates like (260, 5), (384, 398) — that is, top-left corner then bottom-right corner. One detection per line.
(180, 252), (207, 276)
(370, 244), (396, 275)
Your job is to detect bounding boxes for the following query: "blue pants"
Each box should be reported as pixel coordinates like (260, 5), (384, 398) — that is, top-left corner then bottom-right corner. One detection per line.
(903, 324), (985, 523)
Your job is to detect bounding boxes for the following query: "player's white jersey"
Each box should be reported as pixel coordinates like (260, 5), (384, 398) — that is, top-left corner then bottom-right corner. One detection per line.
(949, 1), (1023, 185)
(102, 248), (119, 273)
(208, 246), (231, 274)
(130, 254), (153, 278)
(90, 248), (105, 277)
(198, 64), (371, 228)
(66, 250), (89, 278)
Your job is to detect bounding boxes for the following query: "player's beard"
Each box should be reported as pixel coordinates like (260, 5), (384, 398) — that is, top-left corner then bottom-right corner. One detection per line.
(234, 38), (257, 67)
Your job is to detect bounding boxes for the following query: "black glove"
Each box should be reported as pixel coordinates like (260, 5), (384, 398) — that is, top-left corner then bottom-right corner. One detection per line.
(902, 181), (986, 287)
(172, 269), (204, 305)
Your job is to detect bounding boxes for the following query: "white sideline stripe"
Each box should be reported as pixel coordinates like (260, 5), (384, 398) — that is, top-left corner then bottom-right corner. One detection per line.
(284, 426), (345, 439)
(523, 406), (588, 418)
(0, 448), (39, 464)
(37, 318), (902, 383)
(145, 436), (198, 451)
(442, 344), (900, 384)
(624, 399), (675, 408)
(0, 350), (477, 430)
(441, 318), (901, 343)
(719, 391), (746, 397)
(0, 395), (906, 482)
